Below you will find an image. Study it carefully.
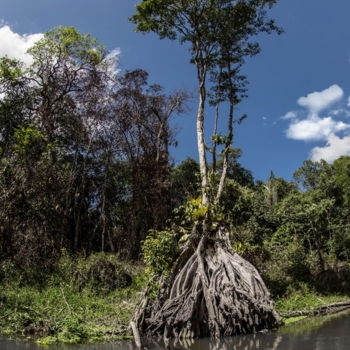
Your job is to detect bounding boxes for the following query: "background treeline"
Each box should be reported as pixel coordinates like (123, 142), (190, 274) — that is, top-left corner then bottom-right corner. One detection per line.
(1, 27), (350, 298)
(144, 154), (350, 297)
(218, 156), (350, 296)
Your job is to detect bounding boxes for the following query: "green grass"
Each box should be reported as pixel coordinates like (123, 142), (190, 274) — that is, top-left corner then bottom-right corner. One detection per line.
(0, 254), (147, 345)
(275, 283), (348, 315)
(2, 256), (350, 345)
(283, 315), (307, 325)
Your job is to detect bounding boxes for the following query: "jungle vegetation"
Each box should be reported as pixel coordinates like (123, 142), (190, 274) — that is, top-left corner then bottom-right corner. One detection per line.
(1, 13), (350, 344)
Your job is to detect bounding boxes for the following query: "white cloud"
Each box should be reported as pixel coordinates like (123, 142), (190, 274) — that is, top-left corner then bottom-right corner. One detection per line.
(284, 85), (350, 142)
(282, 84), (350, 162)
(103, 48), (121, 78)
(0, 25), (43, 65)
(281, 111), (298, 120)
(297, 84), (344, 114)
(286, 117), (350, 141)
(330, 108), (350, 118)
(330, 109), (343, 116)
(311, 134), (350, 162)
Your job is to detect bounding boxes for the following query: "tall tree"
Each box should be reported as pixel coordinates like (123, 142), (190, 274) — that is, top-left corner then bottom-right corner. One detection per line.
(131, 0), (280, 205)
(130, 0), (281, 339)
(110, 69), (188, 257)
(0, 27), (115, 263)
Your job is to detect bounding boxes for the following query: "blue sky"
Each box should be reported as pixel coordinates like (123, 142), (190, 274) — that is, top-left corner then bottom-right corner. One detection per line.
(1, 0), (350, 181)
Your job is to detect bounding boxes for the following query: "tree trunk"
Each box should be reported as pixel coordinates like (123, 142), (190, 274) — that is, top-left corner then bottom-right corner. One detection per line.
(212, 103), (219, 174)
(215, 100), (234, 204)
(196, 64), (209, 205)
(131, 226), (281, 339)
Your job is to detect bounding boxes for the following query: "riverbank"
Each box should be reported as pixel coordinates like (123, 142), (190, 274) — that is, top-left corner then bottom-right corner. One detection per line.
(0, 254), (146, 345)
(0, 255), (349, 345)
(275, 284), (350, 325)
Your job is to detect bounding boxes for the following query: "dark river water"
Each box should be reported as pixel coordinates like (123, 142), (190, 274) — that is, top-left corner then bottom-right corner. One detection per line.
(2, 311), (350, 350)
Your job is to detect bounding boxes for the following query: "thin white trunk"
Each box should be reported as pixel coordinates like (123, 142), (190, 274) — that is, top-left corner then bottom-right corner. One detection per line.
(197, 77), (208, 205)
(212, 103), (219, 173)
(215, 101), (234, 204)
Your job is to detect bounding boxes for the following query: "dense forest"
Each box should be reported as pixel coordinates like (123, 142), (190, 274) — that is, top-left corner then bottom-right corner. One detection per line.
(0, 27), (189, 264)
(1, 25), (350, 295)
(1, 6), (350, 345)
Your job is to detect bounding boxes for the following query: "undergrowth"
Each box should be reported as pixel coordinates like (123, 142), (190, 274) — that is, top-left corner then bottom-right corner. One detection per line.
(276, 283), (348, 314)
(1, 253), (349, 345)
(0, 253), (147, 345)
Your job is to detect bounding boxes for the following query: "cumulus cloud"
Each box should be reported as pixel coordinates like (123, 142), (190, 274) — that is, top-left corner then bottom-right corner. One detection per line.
(282, 84), (350, 162)
(286, 117), (349, 141)
(0, 25), (43, 65)
(297, 84), (344, 114)
(284, 85), (350, 143)
(311, 134), (350, 162)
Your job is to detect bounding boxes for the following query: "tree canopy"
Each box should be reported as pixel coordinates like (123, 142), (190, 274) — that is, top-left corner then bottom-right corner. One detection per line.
(131, 0), (281, 205)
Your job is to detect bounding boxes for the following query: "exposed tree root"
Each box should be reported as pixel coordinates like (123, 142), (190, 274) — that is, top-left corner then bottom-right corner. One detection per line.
(131, 226), (281, 339)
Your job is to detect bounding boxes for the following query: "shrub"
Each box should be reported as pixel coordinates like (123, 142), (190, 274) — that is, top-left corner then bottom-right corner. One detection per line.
(142, 229), (179, 275)
(262, 239), (311, 297)
(57, 252), (133, 294)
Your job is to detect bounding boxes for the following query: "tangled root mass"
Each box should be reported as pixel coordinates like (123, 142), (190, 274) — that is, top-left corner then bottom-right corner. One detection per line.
(132, 227), (281, 339)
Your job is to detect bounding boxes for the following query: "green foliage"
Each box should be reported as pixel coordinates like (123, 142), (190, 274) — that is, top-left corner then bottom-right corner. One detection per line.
(263, 239), (311, 296)
(28, 26), (106, 67)
(142, 229), (179, 275)
(211, 134), (230, 146)
(184, 196), (209, 220)
(131, 0), (280, 46)
(131, 0), (281, 108)
(264, 174), (298, 206)
(0, 24), (185, 264)
(13, 124), (45, 157)
(0, 57), (23, 80)
(56, 252), (133, 294)
(170, 158), (200, 208)
(283, 316), (307, 325)
(3, 17), (350, 344)
(293, 159), (332, 191)
(0, 254), (146, 344)
(333, 156), (350, 207)
(273, 190), (335, 277)
(222, 179), (254, 225)
(275, 283), (347, 314)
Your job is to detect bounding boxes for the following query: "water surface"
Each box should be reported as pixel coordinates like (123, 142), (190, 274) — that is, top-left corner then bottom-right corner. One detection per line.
(2, 311), (350, 350)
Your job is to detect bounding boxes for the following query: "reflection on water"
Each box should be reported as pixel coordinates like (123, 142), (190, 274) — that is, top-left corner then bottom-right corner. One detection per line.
(279, 309), (350, 335)
(139, 334), (282, 350)
(0, 338), (41, 350)
(2, 310), (350, 350)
